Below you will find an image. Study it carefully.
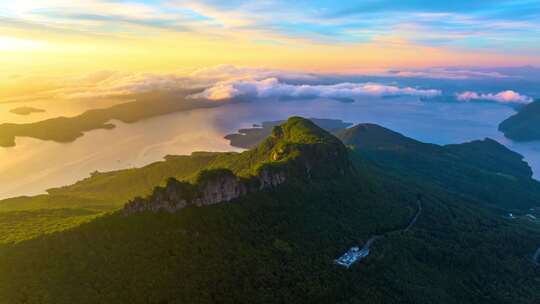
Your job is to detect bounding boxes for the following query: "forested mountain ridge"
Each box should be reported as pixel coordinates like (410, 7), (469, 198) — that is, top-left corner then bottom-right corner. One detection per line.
(0, 117), (539, 303)
(124, 117), (352, 214)
(337, 123), (540, 210)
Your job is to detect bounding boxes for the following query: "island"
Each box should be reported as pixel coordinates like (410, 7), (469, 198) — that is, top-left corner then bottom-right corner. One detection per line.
(9, 106), (46, 116)
(499, 99), (540, 141)
(0, 90), (216, 147)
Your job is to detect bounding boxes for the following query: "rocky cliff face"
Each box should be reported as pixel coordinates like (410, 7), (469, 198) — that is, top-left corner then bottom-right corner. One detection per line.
(123, 168), (287, 215)
(195, 172), (248, 205)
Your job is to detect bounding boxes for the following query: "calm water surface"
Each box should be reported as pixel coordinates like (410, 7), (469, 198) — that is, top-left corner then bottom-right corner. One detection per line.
(1, 97), (539, 199)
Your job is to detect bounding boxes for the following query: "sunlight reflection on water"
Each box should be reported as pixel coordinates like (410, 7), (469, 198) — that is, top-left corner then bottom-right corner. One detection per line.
(1, 96), (539, 199)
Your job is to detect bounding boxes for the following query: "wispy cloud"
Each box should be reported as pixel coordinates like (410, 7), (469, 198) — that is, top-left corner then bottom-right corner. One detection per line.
(384, 68), (511, 80)
(2, 0), (540, 53)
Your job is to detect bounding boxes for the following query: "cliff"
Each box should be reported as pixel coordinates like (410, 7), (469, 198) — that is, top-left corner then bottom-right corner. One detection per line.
(123, 168), (286, 214)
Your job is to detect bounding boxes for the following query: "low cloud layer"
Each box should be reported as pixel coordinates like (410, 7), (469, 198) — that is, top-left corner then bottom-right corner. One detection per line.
(12, 65), (444, 102)
(5, 65), (537, 109)
(385, 68), (510, 80)
(31, 65), (319, 100)
(191, 77), (442, 101)
(456, 90), (533, 104)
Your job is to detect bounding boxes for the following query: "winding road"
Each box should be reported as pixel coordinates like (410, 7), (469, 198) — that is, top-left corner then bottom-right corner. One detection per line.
(337, 198), (423, 267)
(405, 199), (423, 232)
(342, 198), (540, 269)
(365, 199), (422, 251)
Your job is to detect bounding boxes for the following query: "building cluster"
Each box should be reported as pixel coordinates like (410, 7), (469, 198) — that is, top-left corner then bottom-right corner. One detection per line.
(335, 246), (370, 268)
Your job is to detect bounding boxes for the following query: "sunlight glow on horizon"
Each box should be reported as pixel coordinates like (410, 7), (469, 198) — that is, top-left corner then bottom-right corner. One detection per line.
(0, 0), (540, 79)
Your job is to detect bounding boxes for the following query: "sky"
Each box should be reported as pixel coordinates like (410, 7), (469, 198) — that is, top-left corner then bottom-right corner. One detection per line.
(1, 0), (540, 78)
(2, 1), (540, 198)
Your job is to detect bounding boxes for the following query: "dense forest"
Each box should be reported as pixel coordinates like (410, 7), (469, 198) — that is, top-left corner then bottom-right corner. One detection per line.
(0, 117), (539, 303)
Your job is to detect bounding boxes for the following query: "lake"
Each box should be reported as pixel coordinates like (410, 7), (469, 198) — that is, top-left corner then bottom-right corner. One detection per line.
(1, 96), (539, 199)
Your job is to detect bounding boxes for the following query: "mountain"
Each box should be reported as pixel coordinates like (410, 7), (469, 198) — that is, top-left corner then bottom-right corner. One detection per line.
(0, 117), (539, 303)
(225, 118), (352, 149)
(336, 123), (540, 210)
(0, 152), (219, 244)
(499, 99), (540, 141)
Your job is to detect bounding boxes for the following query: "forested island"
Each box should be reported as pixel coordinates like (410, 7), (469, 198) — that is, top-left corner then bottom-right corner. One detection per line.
(499, 99), (540, 141)
(0, 91), (215, 147)
(9, 106), (45, 116)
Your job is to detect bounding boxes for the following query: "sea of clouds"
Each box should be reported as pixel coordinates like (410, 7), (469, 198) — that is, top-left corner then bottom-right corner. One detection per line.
(6, 64), (538, 107)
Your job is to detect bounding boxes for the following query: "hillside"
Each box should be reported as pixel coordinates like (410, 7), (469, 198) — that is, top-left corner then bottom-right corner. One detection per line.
(0, 152), (219, 244)
(499, 99), (540, 141)
(0, 117), (539, 303)
(225, 118), (352, 149)
(336, 124), (540, 210)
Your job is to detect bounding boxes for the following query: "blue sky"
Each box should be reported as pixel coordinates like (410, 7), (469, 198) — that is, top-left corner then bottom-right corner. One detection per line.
(131, 0), (540, 52)
(4, 0), (539, 51)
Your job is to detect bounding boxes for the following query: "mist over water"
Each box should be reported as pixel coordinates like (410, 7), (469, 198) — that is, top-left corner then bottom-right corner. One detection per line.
(1, 96), (539, 200)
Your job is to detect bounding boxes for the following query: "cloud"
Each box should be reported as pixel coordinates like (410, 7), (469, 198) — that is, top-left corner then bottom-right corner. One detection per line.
(55, 72), (199, 99)
(8, 65), (538, 109)
(4, 0), (540, 57)
(1, 65), (320, 101)
(189, 64), (318, 81)
(456, 90), (533, 104)
(385, 68), (510, 80)
(190, 77), (442, 101)
(5, 64), (451, 102)
(57, 65), (322, 99)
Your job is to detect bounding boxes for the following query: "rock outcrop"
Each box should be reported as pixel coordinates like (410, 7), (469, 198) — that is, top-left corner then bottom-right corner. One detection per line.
(123, 168), (287, 215)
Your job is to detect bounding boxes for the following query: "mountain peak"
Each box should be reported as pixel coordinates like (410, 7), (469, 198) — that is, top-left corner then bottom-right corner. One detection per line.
(256, 117), (352, 179)
(336, 123), (425, 150)
(124, 117), (352, 214)
(271, 116), (342, 145)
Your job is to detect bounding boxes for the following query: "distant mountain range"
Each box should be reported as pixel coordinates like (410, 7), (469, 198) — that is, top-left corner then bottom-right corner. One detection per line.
(0, 117), (539, 303)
